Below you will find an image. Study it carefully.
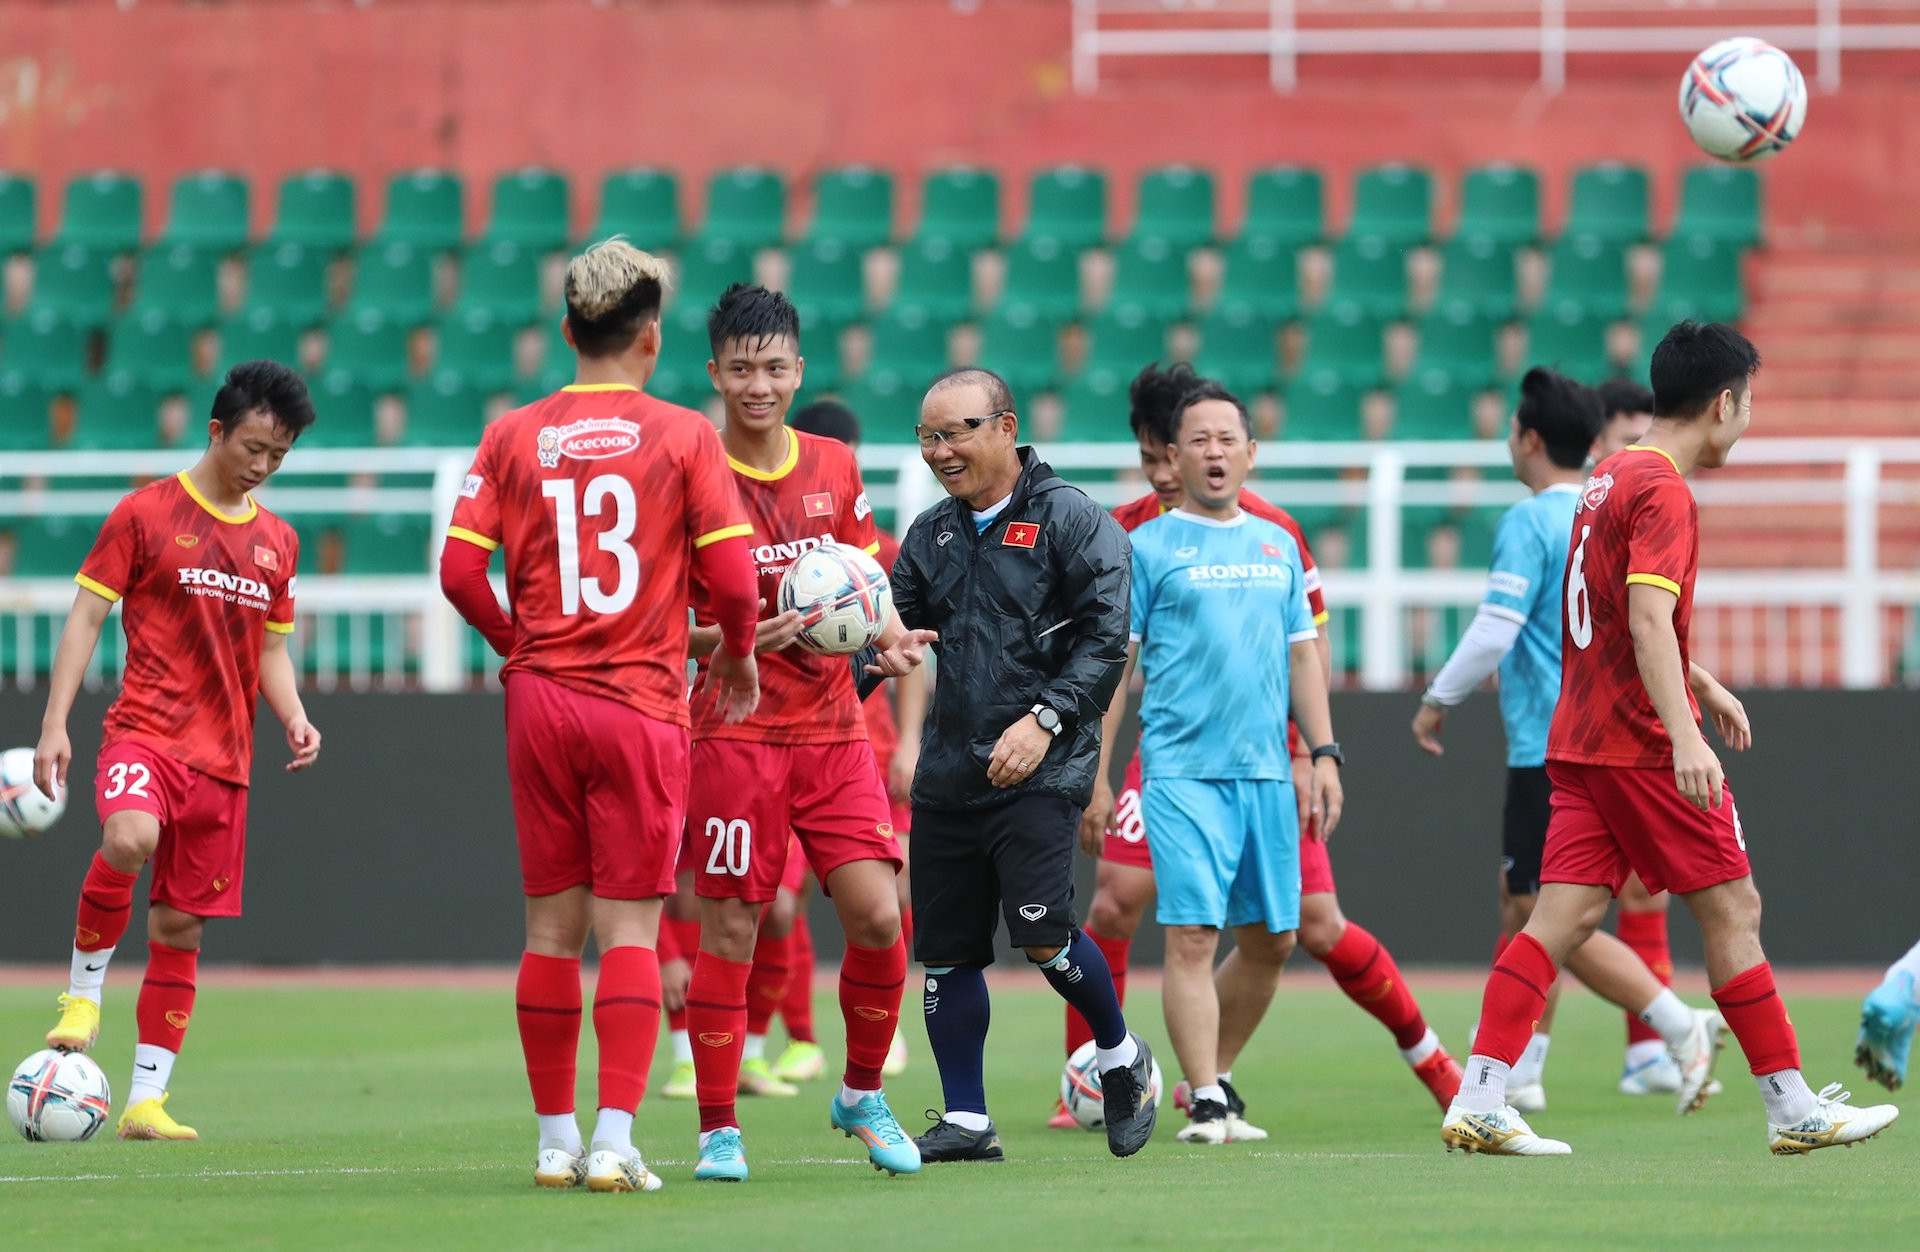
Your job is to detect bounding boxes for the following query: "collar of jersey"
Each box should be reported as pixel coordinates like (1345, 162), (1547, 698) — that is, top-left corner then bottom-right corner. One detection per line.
(1539, 482), (1582, 495)
(727, 427), (800, 481)
(1623, 444), (1680, 473)
(1169, 507), (1247, 528)
(175, 471), (257, 524)
(560, 383), (638, 393)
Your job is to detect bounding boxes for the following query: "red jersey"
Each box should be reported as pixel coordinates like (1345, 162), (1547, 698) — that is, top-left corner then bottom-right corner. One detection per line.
(691, 427), (880, 745)
(1548, 445), (1701, 768)
(1112, 489), (1328, 626)
(448, 383), (751, 727)
(76, 472), (299, 785)
(862, 528), (903, 763)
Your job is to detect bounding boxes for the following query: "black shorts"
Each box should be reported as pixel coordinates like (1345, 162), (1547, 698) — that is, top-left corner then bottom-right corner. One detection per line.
(908, 795), (1080, 966)
(1502, 765), (1553, 896)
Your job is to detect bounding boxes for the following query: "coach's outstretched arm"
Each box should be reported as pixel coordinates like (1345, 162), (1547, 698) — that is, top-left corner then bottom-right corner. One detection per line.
(1035, 508), (1133, 731)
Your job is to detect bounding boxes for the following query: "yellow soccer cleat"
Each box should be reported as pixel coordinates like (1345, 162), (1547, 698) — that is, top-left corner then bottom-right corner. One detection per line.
(46, 994), (100, 1053)
(1768, 1083), (1900, 1155)
(882, 1030), (908, 1079)
(738, 1057), (799, 1098)
(1441, 1102), (1570, 1156)
(772, 1040), (827, 1084)
(662, 1059), (698, 1100)
(118, 1093), (199, 1141)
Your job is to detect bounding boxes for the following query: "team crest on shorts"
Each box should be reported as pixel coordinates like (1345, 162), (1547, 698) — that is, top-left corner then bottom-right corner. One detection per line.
(1579, 472), (1614, 513)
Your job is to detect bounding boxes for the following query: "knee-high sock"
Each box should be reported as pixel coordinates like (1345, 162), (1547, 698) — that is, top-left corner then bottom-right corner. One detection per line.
(128, 942), (199, 1106)
(69, 854), (138, 999)
(839, 936), (907, 1090)
(688, 952), (751, 1133)
(516, 952), (582, 1116)
(745, 927), (791, 1040)
(923, 964), (990, 1115)
(1316, 922), (1429, 1051)
(781, 913), (817, 1043)
(593, 945), (662, 1114)
(1034, 931), (1126, 1050)
(1617, 910), (1673, 1047)
(1712, 962), (1801, 1075)
(663, 915), (701, 1035)
(1474, 933), (1558, 1067)
(1064, 929), (1130, 1057)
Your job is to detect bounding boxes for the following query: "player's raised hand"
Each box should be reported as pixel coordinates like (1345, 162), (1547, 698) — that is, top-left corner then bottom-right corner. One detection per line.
(1673, 734), (1724, 810)
(865, 629), (938, 679)
(1311, 757), (1344, 838)
(706, 646), (761, 724)
(32, 725), (69, 802)
(1411, 703), (1447, 756)
(285, 718), (322, 771)
(754, 599), (806, 655)
(1079, 777), (1114, 856)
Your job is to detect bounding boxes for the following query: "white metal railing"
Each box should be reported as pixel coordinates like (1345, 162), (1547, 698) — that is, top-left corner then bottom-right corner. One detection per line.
(1072, 0), (1920, 92)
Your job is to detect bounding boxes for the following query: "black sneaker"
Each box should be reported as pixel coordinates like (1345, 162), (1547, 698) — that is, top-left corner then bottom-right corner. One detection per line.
(914, 1111), (1005, 1163)
(1176, 1097), (1230, 1144)
(1100, 1033), (1159, 1158)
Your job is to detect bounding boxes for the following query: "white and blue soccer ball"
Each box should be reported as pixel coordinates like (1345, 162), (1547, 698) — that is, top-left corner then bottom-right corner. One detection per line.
(1061, 1040), (1164, 1131)
(8, 1049), (112, 1142)
(1679, 37), (1807, 163)
(777, 541), (893, 656)
(0, 747), (65, 839)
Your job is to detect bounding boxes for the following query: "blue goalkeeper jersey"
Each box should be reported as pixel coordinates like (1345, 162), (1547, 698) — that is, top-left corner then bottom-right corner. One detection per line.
(1481, 483), (1580, 767)
(1129, 509), (1319, 781)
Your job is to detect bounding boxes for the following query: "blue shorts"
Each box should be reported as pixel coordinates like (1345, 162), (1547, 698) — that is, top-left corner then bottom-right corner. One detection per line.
(1143, 778), (1301, 933)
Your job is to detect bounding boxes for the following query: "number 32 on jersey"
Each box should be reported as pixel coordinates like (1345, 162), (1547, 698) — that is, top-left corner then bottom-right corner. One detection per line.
(542, 475), (639, 615)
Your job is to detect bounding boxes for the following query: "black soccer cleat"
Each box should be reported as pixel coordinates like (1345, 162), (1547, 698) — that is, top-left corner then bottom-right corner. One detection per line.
(1221, 1078), (1248, 1118)
(914, 1111), (1005, 1163)
(1101, 1033), (1159, 1158)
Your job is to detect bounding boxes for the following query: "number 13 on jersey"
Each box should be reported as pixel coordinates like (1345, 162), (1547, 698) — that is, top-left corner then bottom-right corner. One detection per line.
(542, 475), (640, 615)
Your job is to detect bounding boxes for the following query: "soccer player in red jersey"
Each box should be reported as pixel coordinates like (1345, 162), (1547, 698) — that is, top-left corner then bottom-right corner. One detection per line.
(440, 242), (763, 1193)
(681, 286), (933, 1182)
(1070, 365), (1460, 1133)
(1443, 322), (1900, 1156)
(33, 361), (320, 1142)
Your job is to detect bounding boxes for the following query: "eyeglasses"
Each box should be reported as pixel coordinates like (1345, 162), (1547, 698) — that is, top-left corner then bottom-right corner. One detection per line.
(914, 410), (1012, 449)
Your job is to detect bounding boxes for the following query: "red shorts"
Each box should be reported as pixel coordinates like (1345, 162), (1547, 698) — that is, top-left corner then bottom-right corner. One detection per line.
(504, 671), (687, 900)
(95, 739), (248, 918)
(1105, 749), (1337, 893)
(685, 738), (902, 903)
(1541, 761), (1752, 896)
(779, 836), (809, 895)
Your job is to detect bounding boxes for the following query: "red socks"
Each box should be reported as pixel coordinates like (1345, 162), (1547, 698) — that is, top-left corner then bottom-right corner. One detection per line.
(1317, 922), (1429, 1051)
(782, 913), (817, 1044)
(135, 942), (198, 1052)
(1065, 930), (1131, 1056)
(745, 927), (792, 1039)
(1712, 962), (1801, 1075)
(1475, 933), (1557, 1066)
(664, 915), (701, 1035)
(1618, 909), (1673, 1046)
(75, 853), (137, 952)
(688, 952), (751, 1132)
(593, 945), (662, 1113)
(839, 936), (907, 1091)
(516, 952), (582, 1115)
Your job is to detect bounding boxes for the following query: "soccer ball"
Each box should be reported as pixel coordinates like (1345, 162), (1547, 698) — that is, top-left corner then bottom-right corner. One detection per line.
(1678, 37), (1807, 163)
(1060, 1040), (1163, 1131)
(776, 541), (894, 656)
(0, 747), (65, 839)
(7, 1049), (112, 1142)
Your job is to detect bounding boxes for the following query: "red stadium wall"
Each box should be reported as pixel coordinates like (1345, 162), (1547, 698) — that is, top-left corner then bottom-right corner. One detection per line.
(1, 0), (1917, 242)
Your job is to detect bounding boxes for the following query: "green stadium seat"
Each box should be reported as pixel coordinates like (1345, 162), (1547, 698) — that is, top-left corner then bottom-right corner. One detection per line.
(835, 369), (917, 444)
(131, 244), (220, 328)
(6, 514), (101, 576)
(794, 315), (846, 394)
(456, 239), (541, 326)
(484, 166), (570, 252)
(1412, 300), (1500, 390)
(56, 172), (143, 254)
(673, 235), (754, 311)
(1630, 305), (1692, 381)
(1327, 234), (1409, 320)
(998, 235), (1081, 324)
(161, 171), (250, 253)
(307, 371), (380, 446)
(433, 307), (516, 394)
(1216, 234), (1299, 322)
(890, 236), (974, 323)
(866, 307), (951, 391)
(375, 169), (465, 252)
(914, 166), (1000, 251)
(529, 314), (571, 385)
(1022, 165), (1107, 250)
(269, 170), (357, 255)
(340, 514), (434, 574)
(0, 173), (37, 257)
(1193, 303), (1280, 396)
(104, 310), (196, 394)
(1132, 165), (1215, 252)
(1455, 163), (1539, 247)
(808, 166), (894, 249)
(1672, 165), (1762, 249)
(1543, 233), (1630, 323)
(217, 307), (302, 374)
(347, 241), (436, 329)
(1082, 304), (1169, 379)
(1056, 369), (1130, 442)
(1299, 300), (1385, 390)
(1242, 165), (1323, 249)
(1525, 300), (1611, 382)
(1565, 162), (1650, 246)
(588, 167), (680, 251)
(401, 371), (488, 445)
(701, 166), (786, 252)
(786, 236), (866, 324)
(647, 303), (716, 410)
(70, 372), (164, 449)
(1108, 235), (1189, 322)
(243, 242), (330, 328)
(1281, 368), (1363, 440)
(1435, 234), (1518, 321)
(0, 373), (54, 449)
(976, 303), (1061, 397)
(1, 310), (87, 392)
(1655, 234), (1743, 324)
(27, 243), (116, 330)
(322, 307), (411, 393)
(1391, 368), (1474, 439)
(1348, 164), (1432, 248)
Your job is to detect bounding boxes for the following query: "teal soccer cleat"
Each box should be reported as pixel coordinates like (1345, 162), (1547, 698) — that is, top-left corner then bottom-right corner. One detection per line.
(1856, 971), (1918, 1092)
(830, 1091), (922, 1175)
(693, 1127), (750, 1182)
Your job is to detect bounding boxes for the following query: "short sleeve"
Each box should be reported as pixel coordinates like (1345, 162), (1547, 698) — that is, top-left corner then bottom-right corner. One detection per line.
(843, 453), (880, 558)
(1284, 543), (1316, 644)
(684, 424), (752, 551)
(1128, 537), (1154, 643)
(266, 531), (299, 635)
(1482, 505), (1545, 625)
(447, 425), (503, 552)
(1294, 528), (1328, 626)
(75, 498), (141, 603)
(1625, 476), (1695, 597)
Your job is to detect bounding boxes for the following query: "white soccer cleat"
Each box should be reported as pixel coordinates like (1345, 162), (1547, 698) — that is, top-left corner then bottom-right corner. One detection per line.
(1226, 1113), (1269, 1142)
(1768, 1083), (1899, 1156)
(1669, 1008), (1727, 1115)
(1441, 1102), (1572, 1156)
(534, 1144), (586, 1188)
(585, 1142), (664, 1192)
(1508, 1082), (1547, 1114)
(1176, 1099), (1231, 1145)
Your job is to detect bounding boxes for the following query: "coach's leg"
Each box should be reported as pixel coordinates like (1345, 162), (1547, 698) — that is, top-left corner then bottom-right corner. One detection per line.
(1163, 924), (1222, 1093)
(825, 858), (907, 1097)
(1215, 924), (1294, 1074)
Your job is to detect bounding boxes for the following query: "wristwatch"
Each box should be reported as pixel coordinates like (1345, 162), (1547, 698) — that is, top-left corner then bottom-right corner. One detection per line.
(1310, 742), (1345, 767)
(1029, 704), (1063, 736)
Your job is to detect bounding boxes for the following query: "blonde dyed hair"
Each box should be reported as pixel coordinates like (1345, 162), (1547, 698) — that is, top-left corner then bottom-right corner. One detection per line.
(564, 237), (672, 320)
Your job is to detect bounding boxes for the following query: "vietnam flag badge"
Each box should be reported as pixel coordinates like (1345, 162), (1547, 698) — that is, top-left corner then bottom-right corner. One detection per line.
(803, 492), (834, 518)
(1003, 522), (1039, 548)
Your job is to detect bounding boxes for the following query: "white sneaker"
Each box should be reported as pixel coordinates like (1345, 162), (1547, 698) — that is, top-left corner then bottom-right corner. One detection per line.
(585, 1142), (664, 1192)
(1508, 1082), (1547, 1114)
(1669, 1008), (1727, 1115)
(1620, 1052), (1725, 1099)
(534, 1144), (585, 1188)
(1441, 1102), (1572, 1156)
(1768, 1083), (1900, 1156)
(882, 1030), (908, 1078)
(1176, 1099), (1231, 1144)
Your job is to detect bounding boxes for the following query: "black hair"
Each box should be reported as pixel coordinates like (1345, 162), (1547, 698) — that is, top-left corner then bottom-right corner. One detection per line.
(707, 283), (801, 357)
(212, 360), (315, 439)
(1514, 367), (1605, 469)
(1650, 320), (1761, 420)
(789, 399), (862, 447)
(1170, 378), (1253, 438)
(925, 366), (1015, 416)
(1128, 361), (1199, 446)
(1596, 377), (1655, 421)
(564, 266), (665, 361)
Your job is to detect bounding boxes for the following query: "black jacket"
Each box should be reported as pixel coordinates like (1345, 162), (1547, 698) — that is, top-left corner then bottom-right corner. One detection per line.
(892, 448), (1131, 811)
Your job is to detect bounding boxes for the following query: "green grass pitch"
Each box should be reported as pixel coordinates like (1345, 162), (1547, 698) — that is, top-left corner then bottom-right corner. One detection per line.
(1, 977), (1909, 1248)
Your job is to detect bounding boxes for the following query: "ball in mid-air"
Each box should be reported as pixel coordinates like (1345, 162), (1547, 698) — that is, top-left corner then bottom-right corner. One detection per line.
(1679, 37), (1807, 162)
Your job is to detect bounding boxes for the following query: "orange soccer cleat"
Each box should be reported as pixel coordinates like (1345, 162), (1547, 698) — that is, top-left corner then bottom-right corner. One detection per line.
(1412, 1047), (1464, 1111)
